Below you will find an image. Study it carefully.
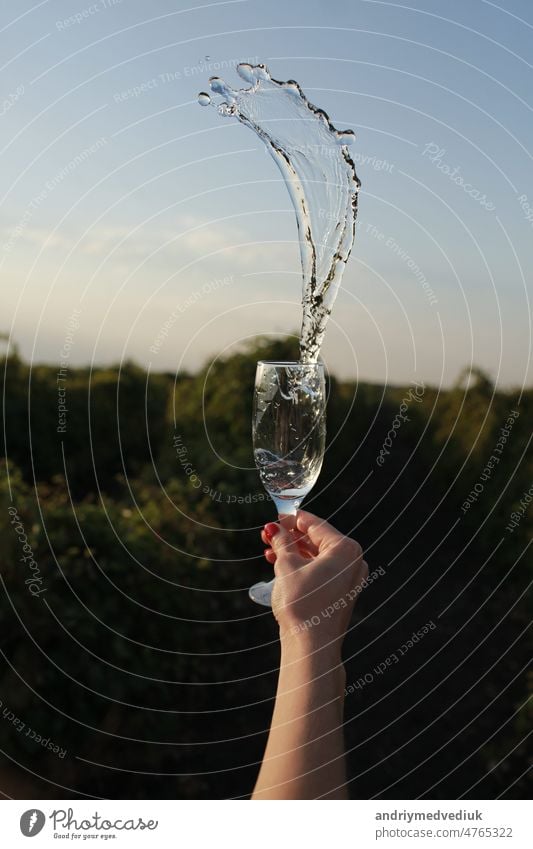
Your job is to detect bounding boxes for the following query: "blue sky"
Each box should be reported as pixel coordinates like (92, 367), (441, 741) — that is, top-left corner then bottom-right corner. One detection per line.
(1, 0), (532, 386)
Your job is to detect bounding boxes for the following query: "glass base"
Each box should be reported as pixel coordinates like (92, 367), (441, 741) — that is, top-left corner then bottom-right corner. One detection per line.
(248, 579), (274, 607)
(249, 497), (301, 608)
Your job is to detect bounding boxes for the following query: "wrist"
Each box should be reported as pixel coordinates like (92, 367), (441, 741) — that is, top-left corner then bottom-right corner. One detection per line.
(280, 634), (345, 679)
(280, 623), (343, 659)
(279, 641), (347, 708)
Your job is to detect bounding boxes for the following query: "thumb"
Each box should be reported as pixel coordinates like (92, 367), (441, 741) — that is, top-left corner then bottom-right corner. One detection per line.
(268, 523), (306, 569)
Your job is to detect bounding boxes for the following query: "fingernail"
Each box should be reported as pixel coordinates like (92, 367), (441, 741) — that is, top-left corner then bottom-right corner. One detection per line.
(265, 523), (279, 538)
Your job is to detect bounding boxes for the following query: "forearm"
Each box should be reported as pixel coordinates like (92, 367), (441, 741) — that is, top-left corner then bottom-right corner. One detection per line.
(252, 640), (348, 800)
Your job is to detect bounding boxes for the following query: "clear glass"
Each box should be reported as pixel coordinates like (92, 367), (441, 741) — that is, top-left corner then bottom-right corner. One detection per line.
(249, 361), (326, 607)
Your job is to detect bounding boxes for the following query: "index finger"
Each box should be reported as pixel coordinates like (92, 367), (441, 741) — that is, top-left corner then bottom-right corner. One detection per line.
(295, 510), (346, 551)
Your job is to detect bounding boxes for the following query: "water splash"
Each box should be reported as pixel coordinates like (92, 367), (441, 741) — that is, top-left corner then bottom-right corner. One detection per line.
(198, 63), (360, 362)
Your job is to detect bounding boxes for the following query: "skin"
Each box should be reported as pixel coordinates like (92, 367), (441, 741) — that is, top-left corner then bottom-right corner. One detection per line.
(252, 510), (368, 800)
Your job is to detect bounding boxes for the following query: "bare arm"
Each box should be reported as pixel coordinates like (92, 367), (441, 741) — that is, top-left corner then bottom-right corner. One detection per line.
(254, 638), (347, 799)
(252, 511), (368, 800)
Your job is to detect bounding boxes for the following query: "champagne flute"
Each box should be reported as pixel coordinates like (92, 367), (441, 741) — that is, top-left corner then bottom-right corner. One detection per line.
(249, 361), (326, 607)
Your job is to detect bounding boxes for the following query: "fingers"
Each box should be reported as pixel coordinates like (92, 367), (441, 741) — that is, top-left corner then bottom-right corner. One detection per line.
(262, 522), (317, 563)
(291, 528), (319, 557)
(268, 522), (307, 569)
(278, 513), (298, 533)
(263, 520), (318, 553)
(262, 512), (357, 561)
(264, 548), (276, 564)
(295, 510), (346, 551)
(263, 539), (314, 564)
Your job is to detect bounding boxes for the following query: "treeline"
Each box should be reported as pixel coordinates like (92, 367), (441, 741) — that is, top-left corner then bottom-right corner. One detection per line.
(0, 339), (530, 799)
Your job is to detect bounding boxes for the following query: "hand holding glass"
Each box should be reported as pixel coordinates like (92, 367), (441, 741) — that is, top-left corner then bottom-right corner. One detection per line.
(249, 361), (326, 607)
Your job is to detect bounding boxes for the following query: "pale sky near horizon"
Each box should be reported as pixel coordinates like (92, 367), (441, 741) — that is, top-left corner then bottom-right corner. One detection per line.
(1, 0), (532, 387)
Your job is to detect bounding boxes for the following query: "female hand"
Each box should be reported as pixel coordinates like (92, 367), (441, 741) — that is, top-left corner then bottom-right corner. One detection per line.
(260, 510), (368, 651)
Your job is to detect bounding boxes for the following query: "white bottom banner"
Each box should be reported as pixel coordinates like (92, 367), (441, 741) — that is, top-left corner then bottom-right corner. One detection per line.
(0, 799), (528, 848)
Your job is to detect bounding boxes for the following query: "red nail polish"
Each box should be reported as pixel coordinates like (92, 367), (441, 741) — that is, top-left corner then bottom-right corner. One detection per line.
(265, 522), (279, 538)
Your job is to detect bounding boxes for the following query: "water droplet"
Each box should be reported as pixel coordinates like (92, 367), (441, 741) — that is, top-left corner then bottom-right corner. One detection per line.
(198, 92), (211, 106)
(209, 76), (225, 94)
(237, 63), (254, 83)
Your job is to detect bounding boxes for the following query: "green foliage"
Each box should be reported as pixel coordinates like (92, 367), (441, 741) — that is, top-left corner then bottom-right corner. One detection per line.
(0, 343), (530, 799)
